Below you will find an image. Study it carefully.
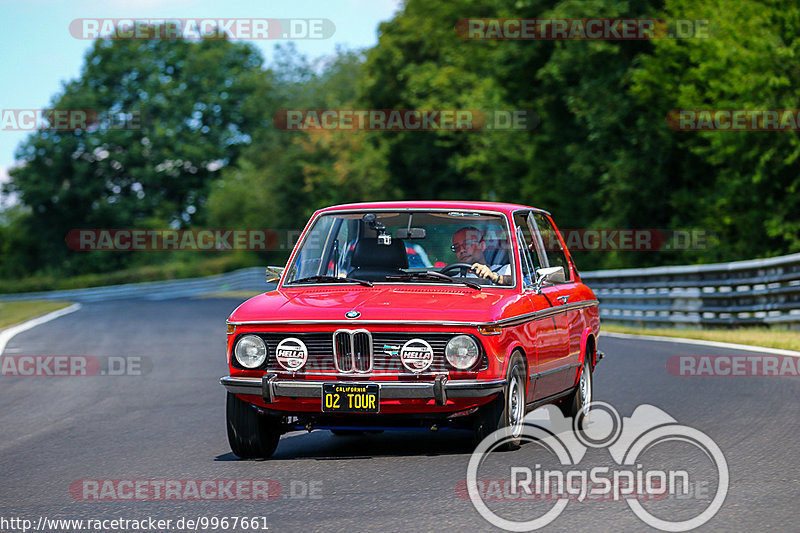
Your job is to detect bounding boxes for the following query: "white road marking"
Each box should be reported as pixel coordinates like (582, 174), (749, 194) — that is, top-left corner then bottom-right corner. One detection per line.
(601, 331), (800, 357)
(0, 303), (82, 355)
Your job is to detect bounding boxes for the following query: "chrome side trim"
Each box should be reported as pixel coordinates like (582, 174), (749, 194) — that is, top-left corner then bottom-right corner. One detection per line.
(445, 379), (507, 396)
(524, 387), (575, 412)
(495, 299), (599, 327)
(529, 363), (580, 381)
(220, 376), (506, 399)
(226, 299), (599, 328)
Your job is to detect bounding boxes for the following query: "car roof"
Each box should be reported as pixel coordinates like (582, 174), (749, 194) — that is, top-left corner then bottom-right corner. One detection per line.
(317, 201), (550, 216)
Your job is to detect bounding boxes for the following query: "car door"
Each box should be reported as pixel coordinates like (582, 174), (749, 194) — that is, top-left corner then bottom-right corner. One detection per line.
(531, 212), (583, 393)
(513, 212), (570, 401)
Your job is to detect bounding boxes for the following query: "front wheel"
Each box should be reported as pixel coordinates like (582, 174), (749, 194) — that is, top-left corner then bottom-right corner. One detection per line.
(473, 352), (527, 449)
(226, 393), (282, 459)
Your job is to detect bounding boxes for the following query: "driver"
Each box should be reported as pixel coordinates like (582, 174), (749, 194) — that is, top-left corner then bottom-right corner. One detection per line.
(451, 227), (511, 285)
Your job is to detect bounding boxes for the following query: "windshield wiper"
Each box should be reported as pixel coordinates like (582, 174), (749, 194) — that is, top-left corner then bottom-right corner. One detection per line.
(291, 275), (373, 287)
(385, 271), (482, 291)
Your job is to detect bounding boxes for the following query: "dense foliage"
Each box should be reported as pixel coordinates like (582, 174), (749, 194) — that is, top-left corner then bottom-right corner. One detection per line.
(2, 0), (799, 280)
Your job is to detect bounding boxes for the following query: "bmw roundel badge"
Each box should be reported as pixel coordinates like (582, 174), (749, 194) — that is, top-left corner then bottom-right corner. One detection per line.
(345, 311), (361, 319)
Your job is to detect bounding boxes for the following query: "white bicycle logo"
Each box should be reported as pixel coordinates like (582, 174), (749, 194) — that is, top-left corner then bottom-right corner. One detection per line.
(466, 402), (729, 532)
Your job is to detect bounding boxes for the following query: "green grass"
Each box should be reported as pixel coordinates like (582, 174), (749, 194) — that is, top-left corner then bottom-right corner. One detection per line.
(0, 255), (260, 294)
(602, 323), (800, 352)
(0, 300), (73, 330)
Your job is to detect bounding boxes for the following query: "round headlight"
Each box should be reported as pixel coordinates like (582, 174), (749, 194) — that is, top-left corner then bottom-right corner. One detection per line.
(445, 335), (480, 370)
(234, 335), (267, 369)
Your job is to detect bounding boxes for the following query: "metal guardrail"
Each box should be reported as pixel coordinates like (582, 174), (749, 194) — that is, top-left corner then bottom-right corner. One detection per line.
(581, 253), (800, 327)
(2, 253), (799, 328)
(0, 267), (273, 302)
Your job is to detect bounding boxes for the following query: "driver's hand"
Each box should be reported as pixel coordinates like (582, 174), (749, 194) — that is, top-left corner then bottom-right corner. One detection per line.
(471, 263), (500, 283)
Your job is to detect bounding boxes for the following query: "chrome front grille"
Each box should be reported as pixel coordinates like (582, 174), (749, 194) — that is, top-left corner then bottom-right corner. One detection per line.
(333, 329), (373, 373)
(252, 332), (488, 374)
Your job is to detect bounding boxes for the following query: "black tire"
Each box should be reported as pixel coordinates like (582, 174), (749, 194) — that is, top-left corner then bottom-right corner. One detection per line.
(559, 357), (593, 427)
(226, 393), (282, 459)
(473, 352), (527, 450)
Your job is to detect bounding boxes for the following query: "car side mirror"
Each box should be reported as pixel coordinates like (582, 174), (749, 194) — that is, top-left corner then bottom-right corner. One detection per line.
(534, 266), (565, 293)
(266, 266), (285, 283)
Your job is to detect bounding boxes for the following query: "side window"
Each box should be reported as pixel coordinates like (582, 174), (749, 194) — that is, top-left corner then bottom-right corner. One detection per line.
(513, 213), (541, 288)
(532, 213), (571, 282)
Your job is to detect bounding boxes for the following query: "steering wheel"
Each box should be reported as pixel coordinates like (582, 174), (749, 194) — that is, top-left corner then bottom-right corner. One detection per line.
(440, 262), (475, 277)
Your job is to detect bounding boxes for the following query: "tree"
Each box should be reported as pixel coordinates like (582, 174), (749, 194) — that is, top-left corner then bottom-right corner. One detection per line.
(629, 0), (800, 261)
(206, 46), (400, 262)
(4, 32), (268, 274)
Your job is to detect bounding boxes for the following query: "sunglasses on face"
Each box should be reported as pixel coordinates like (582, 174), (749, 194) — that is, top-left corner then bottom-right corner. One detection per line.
(451, 240), (479, 252)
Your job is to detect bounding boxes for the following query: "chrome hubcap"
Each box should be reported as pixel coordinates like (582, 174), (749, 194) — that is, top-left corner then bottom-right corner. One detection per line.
(508, 370), (524, 438)
(579, 362), (592, 416)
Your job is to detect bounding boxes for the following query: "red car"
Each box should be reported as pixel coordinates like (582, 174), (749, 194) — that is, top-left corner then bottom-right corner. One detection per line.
(220, 201), (601, 458)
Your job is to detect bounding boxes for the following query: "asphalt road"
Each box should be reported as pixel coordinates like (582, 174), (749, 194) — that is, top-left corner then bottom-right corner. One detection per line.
(1, 298), (798, 532)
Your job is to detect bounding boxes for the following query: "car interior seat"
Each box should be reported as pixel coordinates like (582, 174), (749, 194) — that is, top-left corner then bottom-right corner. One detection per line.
(348, 238), (408, 281)
(483, 227), (510, 269)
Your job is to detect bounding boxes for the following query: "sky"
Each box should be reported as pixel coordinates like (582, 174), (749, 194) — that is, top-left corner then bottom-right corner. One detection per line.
(0, 0), (403, 199)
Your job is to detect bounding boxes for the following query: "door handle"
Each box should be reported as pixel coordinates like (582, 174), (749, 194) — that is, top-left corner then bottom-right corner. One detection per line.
(557, 295), (570, 304)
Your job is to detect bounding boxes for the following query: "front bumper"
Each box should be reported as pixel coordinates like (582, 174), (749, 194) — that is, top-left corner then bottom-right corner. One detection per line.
(220, 374), (505, 406)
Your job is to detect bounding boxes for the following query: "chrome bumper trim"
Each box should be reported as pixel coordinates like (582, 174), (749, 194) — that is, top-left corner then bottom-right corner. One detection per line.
(220, 376), (506, 400)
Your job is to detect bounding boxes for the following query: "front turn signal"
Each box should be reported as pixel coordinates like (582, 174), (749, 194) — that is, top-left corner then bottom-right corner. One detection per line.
(478, 325), (502, 335)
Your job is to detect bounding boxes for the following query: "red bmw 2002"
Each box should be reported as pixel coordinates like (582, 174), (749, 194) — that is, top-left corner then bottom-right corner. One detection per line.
(221, 201), (601, 458)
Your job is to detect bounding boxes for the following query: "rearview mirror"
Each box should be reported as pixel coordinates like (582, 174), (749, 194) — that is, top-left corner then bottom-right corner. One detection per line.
(396, 228), (426, 239)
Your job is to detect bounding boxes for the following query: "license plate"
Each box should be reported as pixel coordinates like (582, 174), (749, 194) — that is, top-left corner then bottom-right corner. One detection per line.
(322, 383), (379, 413)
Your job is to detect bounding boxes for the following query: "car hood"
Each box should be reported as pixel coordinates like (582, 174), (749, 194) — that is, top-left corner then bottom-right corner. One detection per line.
(228, 285), (526, 324)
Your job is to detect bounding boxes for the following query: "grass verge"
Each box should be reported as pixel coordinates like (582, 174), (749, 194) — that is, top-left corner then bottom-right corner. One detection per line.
(601, 323), (800, 352)
(0, 300), (73, 330)
(0, 255), (263, 294)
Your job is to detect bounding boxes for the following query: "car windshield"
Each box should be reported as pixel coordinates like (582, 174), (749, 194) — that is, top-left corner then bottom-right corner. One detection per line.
(284, 210), (515, 287)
